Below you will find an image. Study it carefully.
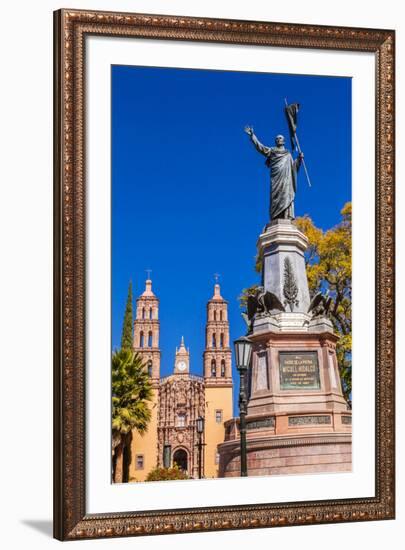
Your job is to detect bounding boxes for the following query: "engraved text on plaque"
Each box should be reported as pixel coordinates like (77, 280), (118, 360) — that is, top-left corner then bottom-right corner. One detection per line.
(279, 352), (320, 390)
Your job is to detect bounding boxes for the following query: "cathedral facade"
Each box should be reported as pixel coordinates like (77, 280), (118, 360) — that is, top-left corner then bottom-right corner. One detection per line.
(129, 279), (233, 482)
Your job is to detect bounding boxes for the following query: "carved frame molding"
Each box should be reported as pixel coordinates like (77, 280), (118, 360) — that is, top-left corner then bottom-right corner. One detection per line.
(54, 8), (395, 541)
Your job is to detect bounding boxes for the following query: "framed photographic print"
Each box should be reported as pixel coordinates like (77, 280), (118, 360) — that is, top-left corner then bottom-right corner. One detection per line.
(54, 8), (395, 541)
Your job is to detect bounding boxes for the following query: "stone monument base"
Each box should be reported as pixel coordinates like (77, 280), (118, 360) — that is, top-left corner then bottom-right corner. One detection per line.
(218, 411), (352, 477)
(220, 216), (353, 478)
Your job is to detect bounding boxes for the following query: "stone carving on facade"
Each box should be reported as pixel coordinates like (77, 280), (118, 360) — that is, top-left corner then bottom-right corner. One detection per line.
(288, 415), (332, 426)
(246, 417), (275, 430)
(157, 376), (205, 478)
(283, 256), (299, 312)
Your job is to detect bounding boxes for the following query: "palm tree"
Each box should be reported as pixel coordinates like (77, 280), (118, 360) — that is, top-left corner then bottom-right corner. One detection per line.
(112, 349), (153, 483)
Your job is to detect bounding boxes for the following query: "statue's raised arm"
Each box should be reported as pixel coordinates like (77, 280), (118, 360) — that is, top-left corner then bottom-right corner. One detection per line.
(244, 126), (271, 157)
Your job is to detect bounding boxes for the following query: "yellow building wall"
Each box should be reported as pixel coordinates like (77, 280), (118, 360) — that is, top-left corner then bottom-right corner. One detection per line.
(129, 388), (159, 482)
(204, 386), (233, 478)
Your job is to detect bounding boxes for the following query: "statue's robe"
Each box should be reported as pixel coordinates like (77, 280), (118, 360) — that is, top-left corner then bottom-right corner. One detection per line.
(251, 134), (300, 220)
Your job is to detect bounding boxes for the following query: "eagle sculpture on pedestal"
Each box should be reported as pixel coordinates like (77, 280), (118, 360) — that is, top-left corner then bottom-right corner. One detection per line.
(242, 286), (285, 333)
(307, 291), (333, 318)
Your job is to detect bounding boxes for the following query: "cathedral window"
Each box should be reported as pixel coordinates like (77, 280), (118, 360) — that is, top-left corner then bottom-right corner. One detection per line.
(142, 307), (145, 319)
(220, 310), (223, 321)
(220, 333), (224, 348)
(211, 359), (217, 376)
(149, 307), (153, 319)
(139, 331), (144, 348)
(215, 410), (223, 423)
(221, 360), (226, 377)
(213, 310), (217, 321)
(148, 331), (153, 347)
(147, 360), (153, 377)
(212, 333), (216, 348)
(135, 454), (144, 470)
(176, 413), (186, 427)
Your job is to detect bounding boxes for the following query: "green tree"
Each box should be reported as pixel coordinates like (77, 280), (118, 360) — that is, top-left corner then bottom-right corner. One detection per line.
(239, 203), (352, 405)
(145, 465), (189, 482)
(112, 349), (153, 483)
(120, 280), (133, 351)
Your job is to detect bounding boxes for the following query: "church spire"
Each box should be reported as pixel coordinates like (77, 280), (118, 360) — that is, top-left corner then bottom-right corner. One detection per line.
(141, 277), (155, 297)
(212, 274), (224, 301)
(212, 283), (223, 300)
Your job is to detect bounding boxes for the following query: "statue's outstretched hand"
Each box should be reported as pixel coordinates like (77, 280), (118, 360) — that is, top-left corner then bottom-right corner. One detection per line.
(244, 125), (254, 137)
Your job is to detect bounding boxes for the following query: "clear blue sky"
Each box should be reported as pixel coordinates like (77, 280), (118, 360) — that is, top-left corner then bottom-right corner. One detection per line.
(111, 65), (351, 411)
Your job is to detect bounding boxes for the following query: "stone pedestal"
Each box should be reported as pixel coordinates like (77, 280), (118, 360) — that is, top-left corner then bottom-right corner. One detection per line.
(218, 428), (352, 477)
(218, 316), (352, 477)
(258, 219), (310, 313)
(218, 220), (352, 478)
(247, 319), (348, 416)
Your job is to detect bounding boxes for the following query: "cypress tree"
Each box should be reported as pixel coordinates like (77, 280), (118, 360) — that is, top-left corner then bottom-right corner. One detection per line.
(121, 280), (133, 350)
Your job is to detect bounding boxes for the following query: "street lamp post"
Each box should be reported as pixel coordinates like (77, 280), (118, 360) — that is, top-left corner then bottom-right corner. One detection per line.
(234, 336), (252, 477)
(196, 416), (205, 479)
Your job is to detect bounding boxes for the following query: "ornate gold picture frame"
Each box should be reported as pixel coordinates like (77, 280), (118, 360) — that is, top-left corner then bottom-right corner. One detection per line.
(54, 8), (395, 541)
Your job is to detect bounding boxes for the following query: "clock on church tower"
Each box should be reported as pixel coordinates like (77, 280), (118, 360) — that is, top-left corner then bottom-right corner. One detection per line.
(174, 336), (190, 374)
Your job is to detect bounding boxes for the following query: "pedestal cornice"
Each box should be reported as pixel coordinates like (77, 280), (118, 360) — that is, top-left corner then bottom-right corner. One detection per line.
(257, 219), (309, 255)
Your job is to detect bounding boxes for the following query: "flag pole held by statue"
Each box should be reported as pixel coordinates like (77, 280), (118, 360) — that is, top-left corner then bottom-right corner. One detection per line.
(284, 98), (312, 188)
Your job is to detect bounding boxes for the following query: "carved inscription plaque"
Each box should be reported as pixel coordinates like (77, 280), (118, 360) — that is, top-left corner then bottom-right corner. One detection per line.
(246, 417), (275, 430)
(279, 352), (320, 390)
(288, 415), (331, 426)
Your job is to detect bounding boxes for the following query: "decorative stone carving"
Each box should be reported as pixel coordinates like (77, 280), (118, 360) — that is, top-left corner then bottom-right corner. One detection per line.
(157, 376), (205, 478)
(257, 220), (311, 313)
(288, 415), (331, 426)
(246, 417), (275, 430)
(283, 257), (299, 312)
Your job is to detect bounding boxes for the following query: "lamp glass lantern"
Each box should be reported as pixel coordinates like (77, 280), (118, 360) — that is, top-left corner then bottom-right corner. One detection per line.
(234, 336), (252, 372)
(196, 416), (205, 434)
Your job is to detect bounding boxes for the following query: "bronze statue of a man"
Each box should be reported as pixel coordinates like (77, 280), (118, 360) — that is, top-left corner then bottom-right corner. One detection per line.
(245, 127), (304, 221)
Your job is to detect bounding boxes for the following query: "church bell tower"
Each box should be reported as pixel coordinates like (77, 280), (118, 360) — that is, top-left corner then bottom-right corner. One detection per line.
(203, 282), (233, 478)
(129, 278), (160, 482)
(132, 278), (160, 385)
(203, 283), (232, 384)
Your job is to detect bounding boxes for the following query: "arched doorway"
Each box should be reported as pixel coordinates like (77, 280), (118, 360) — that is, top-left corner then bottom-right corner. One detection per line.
(173, 448), (188, 472)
